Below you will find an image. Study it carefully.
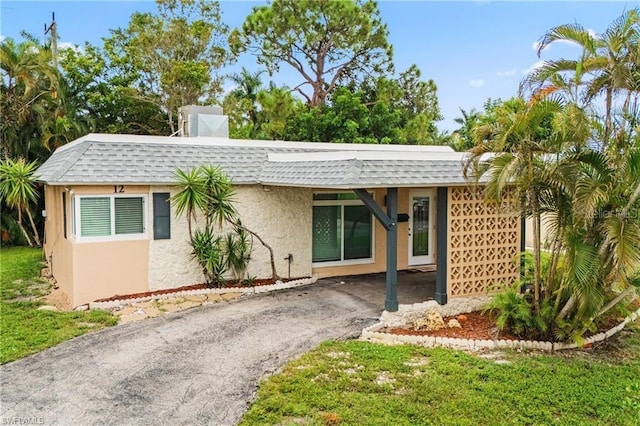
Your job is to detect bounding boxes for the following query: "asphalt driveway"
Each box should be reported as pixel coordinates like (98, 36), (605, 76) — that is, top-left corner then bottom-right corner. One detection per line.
(0, 280), (382, 425)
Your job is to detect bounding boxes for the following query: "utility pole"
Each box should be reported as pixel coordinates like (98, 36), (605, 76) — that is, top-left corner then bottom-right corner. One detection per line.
(44, 12), (58, 68)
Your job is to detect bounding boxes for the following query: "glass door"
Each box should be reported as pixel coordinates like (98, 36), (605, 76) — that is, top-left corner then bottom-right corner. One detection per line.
(408, 190), (435, 265)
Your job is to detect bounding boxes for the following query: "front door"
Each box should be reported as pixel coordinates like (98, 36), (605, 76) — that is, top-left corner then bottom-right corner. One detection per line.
(408, 190), (436, 265)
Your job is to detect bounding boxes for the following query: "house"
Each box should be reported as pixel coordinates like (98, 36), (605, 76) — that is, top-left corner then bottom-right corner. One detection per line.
(37, 109), (522, 309)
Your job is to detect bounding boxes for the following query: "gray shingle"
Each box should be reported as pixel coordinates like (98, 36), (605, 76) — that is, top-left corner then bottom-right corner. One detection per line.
(37, 136), (471, 188)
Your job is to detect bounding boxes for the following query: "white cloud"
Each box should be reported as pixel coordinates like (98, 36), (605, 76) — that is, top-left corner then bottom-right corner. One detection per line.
(523, 60), (546, 75)
(469, 79), (485, 88)
(497, 69), (517, 77)
(58, 41), (82, 53)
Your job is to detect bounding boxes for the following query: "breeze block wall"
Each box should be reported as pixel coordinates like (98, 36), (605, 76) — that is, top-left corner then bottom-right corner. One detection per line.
(447, 186), (521, 298)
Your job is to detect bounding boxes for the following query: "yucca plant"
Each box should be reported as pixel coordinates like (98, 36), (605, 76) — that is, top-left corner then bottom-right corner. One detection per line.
(0, 157), (41, 246)
(191, 228), (226, 288)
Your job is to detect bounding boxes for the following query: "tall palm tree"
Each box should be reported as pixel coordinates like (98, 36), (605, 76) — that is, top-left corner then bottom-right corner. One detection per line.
(0, 158), (41, 246)
(522, 9), (640, 150)
(465, 97), (563, 313)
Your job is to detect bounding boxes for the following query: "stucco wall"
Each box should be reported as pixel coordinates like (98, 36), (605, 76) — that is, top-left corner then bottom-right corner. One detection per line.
(147, 186), (203, 290)
(43, 185), (74, 303)
(148, 184), (313, 290)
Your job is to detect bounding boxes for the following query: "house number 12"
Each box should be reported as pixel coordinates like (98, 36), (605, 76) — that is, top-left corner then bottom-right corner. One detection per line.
(113, 185), (124, 193)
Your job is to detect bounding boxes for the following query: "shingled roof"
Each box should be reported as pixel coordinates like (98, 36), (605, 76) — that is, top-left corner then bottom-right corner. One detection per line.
(36, 134), (470, 189)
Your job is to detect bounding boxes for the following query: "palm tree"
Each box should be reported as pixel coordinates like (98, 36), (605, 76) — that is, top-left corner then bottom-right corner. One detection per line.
(465, 97), (563, 313)
(522, 8), (640, 149)
(1, 37), (61, 160)
(0, 158), (41, 246)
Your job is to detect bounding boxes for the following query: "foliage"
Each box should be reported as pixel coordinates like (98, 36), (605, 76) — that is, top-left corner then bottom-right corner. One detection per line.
(1, 36), (89, 163)
(522, 8), (639, 150)
(172, 165), (277, 286)
(282, 65), (442, 144)
(468, 10), (640, 341)
(191, 227), (226, 287)
(93, 0), (232, 134)
(0, 247), (117, 364)
(230, 0), (392, 107)
(240, 339), (640, 425)
(60, 43), (170, 135)
(0, 157), (41, 246)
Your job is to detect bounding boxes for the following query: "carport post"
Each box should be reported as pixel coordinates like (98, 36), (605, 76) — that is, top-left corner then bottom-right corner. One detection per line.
(353, 188), (398, 312)
(385, 188), (399, 312)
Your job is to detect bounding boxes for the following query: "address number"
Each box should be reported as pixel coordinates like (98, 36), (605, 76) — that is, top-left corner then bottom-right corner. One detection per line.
(113, 185), (125, 193)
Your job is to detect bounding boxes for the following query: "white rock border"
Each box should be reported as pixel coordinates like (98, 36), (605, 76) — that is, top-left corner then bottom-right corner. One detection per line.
(89, 276), (318, 310)
(362, 303), (640, 352)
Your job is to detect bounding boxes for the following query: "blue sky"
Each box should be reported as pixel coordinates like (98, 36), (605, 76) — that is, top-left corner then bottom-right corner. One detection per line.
(1, 1), (635, 132)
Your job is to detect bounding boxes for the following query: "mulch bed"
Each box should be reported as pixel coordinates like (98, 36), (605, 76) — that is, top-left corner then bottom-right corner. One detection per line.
(383, 309), (634, 342)
(93, 277), (308, 302)
(383, 312), (520, 341)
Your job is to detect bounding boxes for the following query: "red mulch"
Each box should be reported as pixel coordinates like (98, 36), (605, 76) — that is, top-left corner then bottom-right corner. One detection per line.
(382, 309), (633, 342)
(383, 312), (519, 341)
(93, 277), (307, 302)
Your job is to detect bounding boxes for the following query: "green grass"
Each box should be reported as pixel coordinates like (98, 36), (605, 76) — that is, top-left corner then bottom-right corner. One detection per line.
(241, 326), (640, 426)
(0, 247), (117, 364)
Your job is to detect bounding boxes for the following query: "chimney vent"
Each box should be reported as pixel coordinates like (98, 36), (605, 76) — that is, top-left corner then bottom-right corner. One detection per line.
(179, 105), (229, 138)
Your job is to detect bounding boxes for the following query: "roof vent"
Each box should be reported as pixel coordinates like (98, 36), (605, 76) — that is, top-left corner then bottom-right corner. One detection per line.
(178, 105), (229, 138)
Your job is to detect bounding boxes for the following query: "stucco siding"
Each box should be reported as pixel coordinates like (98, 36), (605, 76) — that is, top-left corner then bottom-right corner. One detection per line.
(147, 186), (208, 290)
(148, 184), (313, 290)
(234, 185), (313, 280)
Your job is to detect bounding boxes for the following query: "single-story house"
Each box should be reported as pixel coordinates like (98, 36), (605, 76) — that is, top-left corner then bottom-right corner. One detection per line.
(37, 109), (522, 310)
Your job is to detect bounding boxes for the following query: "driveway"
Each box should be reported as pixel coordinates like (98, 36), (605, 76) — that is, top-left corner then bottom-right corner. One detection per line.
(0, 280), (382, 425)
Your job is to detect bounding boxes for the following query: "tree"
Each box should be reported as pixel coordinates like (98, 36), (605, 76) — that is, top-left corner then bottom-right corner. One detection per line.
(102, 0), (232, 134)
(523, 8), (640, 149)
(467, 97), (562, 315)
(1, 37), (59, 161)
(60, 44), (170, 135)
(230, 0), (392, 107)
(0, 158), (41, 246)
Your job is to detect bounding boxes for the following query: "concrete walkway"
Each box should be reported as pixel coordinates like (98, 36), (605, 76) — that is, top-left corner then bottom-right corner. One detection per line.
(1, 280), (388, 425)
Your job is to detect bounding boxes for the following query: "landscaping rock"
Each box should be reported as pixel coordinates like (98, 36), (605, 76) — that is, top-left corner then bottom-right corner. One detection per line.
(119, 313), (146, 324)
(160, 303), (181, 313)
(447, 319), (462, 328)
(207, 294), (222, 303)
(37, 305), (59, 312)
(113, 306), (137, 316)
(413, 310), (445, 331)
(177, 301), (201, 310)
(221, 292), (241, 301)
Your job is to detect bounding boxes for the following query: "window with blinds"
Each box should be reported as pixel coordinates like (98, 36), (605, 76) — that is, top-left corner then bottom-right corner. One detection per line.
(76, 195), (146, 240)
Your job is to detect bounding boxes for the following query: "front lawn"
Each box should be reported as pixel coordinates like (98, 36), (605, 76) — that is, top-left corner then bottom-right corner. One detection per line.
(241, 325), (640, 425)
(0, 247), (117, 364)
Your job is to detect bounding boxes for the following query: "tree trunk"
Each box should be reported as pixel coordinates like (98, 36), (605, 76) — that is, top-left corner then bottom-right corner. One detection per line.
(16, 210), (34, 247)
(602, 88), (613, 151)
(596, 286), (636, 319)
(529, 189), (542, 314)
(25, 208), (41, 246)
(236, 223), (279, 281)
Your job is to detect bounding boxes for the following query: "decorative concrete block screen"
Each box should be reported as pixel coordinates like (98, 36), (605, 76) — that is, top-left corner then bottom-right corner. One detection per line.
(447, 186), (521, 298)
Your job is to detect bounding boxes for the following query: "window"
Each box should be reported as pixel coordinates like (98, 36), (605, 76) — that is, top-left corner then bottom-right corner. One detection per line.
(74, 195), (146, 241)
(62, 192), (67, 239)
(312, 193), (373, 264)
(153, 193), (171, 240)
